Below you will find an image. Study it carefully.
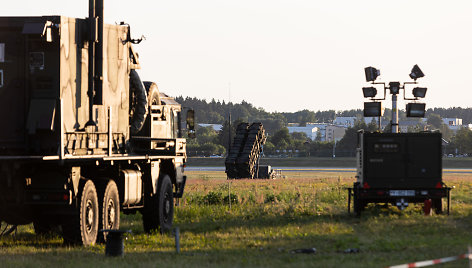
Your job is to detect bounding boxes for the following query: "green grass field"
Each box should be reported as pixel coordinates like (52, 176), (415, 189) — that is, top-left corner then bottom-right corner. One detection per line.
(1, 171), (472, 267)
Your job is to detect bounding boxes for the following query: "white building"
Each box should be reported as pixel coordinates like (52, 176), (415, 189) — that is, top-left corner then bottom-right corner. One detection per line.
(326, 125), (346, 142)
(334, 116), (377, 128)
(442, 118), (463, 132)
(288, 123), (346, 142)
(333, 117), (356, 128)
(198, 123), (223, 131)
(287, 125), (319, 140)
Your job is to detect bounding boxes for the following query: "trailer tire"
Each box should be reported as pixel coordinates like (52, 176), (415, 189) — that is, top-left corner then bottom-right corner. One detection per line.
(432, 198), (442, 214)
(99, 180), (120, 242)
(62, 180), (99, 246)
(353, 187), (364, 217)
(142, 174), (174, 233)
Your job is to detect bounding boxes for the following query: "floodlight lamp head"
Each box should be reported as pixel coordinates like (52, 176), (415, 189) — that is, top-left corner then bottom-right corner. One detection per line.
(389, 82), (401, 95)
(412, 87), (427, 98)
(362, 87), (377, 98)
(406, 103), (426, 117)
(365, 67), (380, 82)
(364, 102), (383, 117)
(409, 64), (424, 80)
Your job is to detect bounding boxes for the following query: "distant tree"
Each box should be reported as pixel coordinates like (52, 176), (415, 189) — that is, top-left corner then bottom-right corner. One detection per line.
(449, 128), (472, 155)
(291, 132), (308, 141)
(263, 141), (275, 155)
(195, 126), (218, 144)
(315, 131), (322, 142)
(270, 128), (291, 149)
(427, 114), (443, 129)
(336, 121), (369, 156)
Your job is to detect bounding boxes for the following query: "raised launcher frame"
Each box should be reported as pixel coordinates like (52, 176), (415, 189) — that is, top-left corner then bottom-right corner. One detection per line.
(225, 123), (266, 179)
(347, 131), (452, 216)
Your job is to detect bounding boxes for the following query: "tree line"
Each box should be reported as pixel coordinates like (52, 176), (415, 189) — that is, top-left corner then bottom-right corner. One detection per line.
(179, 96), (472, 157)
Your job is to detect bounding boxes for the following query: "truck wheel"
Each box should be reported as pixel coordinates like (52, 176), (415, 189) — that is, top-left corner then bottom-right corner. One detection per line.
(62, 180), (99, 246)
(142, 174), (174, 233)
(143, 82), (160, 106)
(432, 198), (443, 214)
(100, 180), (120, 241)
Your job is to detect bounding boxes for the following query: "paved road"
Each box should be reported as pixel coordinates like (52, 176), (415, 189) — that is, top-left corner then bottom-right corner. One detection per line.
(186, 166), (472, 174)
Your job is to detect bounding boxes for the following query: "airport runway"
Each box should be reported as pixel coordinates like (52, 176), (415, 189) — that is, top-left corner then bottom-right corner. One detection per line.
(186, 166), (472, 174)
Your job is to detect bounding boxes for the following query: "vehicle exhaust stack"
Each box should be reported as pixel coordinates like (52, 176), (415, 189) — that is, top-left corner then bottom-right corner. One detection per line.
(86, 0), (104, 126)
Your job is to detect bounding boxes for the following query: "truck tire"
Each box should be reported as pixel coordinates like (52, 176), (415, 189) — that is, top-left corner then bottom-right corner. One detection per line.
(62, 180), (99, 246)
(99, 180), (120, 241)
(130, 69), (148, 134)
(142, 174), (174, 233)
(432, 198), (442, 214)
(143, 81), (160, 106)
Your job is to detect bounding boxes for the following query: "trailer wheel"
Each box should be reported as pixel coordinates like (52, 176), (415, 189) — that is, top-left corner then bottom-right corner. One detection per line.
(99, 180), (120, 241)
(432, 198), (443, 214)
(62, 180), (99, 246)
(353, 188), (364, 217)
(142, 174), (174, 233)
(353, 197), (364, 217)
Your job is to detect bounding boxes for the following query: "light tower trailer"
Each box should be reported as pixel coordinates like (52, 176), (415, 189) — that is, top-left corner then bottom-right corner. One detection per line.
(348, 131), (451, 216)
(0, 0), (194, 245)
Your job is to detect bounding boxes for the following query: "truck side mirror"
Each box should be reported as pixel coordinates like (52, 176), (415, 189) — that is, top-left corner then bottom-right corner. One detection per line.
(186, 109), (195, 138)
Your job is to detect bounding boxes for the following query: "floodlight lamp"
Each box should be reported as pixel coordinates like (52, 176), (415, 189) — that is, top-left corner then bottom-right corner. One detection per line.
(412, 87), (427, 98)
(365, 67), (380, 82)
(389, 82), (401, 95)
(362, 87), (377, 98)
(409, 64), (424, 80)
(364, 102), (383, 117)
(406, 103), (426, 117)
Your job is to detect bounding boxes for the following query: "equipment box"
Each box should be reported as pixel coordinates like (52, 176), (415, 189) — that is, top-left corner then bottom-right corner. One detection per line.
(348, 132), (451, 216)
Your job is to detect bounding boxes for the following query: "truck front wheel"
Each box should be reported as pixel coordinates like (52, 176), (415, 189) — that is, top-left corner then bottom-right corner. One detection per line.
(142, 174), (174, 233)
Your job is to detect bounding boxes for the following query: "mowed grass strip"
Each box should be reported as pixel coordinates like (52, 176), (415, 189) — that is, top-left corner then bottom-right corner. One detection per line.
(1, 171), (472, 268)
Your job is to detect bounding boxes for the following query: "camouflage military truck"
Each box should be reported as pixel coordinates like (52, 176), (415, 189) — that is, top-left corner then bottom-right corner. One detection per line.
(0, 0), (194, 245)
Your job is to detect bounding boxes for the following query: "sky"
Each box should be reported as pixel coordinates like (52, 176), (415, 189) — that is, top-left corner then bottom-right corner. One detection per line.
(2, 0), (472, 112)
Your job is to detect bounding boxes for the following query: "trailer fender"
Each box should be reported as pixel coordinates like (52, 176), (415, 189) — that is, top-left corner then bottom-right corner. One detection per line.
(129, 69), (148, 134)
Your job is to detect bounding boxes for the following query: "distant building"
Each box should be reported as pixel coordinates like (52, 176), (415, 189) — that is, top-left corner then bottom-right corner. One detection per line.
(326, 125), (346, 142)
(333, 117), (356, 128)
(198, 123), (223, 131)
(288, 123), (347, 142)
(287, 125), (319, 140)
(334, 116), (378, 128)
(399, 121), (424, 133)
(442, 118), (463, 132)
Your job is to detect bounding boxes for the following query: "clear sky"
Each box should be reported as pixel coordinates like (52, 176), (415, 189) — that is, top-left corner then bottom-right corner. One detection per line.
(2, 0), (472, 112)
